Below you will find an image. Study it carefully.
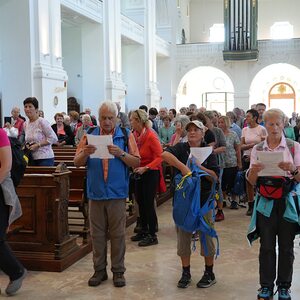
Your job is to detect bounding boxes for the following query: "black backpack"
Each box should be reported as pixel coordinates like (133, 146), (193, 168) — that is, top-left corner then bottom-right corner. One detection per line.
(8, 137), (27, 187)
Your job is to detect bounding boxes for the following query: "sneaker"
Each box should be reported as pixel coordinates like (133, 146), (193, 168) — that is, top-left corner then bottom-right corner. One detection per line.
(138, 235), (158, 247)
(88, 269), (108, 287)
(5, 269), (27, 296)
(177, 272), (191, 288)
(215, 210), (224, 222)
(277, 286), (291, 300)
(113, 272), (126, 288)
(130, 232), (147, 242)
(196, 271), (216, 288)
(257, 286), (273, 300)
(230, 200), (239, 209)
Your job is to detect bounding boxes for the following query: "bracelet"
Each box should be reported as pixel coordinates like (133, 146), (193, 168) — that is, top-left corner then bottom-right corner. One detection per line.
(291, 168), (299, 176)
(120, 152), (126, 158)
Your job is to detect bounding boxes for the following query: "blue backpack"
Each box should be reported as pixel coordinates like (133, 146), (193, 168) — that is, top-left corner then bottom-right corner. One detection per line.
(173, 160), (219, 256)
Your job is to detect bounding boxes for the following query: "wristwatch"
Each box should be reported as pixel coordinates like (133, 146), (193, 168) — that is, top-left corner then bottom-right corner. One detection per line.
(120, 152), (126, 158)
(291, 168), (299, 176)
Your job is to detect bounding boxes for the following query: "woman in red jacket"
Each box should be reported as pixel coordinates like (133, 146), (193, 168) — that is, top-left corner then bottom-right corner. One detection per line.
(130, 109), (164, 247)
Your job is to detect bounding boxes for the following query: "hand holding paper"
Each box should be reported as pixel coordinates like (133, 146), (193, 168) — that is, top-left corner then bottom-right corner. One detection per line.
(257, 151), (285, 176)
(87, 134), (114, 159)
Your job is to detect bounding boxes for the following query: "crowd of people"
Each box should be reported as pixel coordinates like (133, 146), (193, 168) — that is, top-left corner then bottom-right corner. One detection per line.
(1, 98), (300, 300)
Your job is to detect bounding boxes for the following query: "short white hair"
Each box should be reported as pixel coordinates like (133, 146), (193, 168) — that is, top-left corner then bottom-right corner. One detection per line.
(82, 114), (91, 122)
(263, 108), (285, 123)
(99, 101), (118, 117)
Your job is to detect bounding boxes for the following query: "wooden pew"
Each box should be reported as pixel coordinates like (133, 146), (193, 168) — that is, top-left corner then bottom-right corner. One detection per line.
(24, 165), (89, 242)
(9, 165), (92, 272)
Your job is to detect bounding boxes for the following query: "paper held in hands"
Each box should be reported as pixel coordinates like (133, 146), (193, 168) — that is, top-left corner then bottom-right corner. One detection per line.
(86, 134), (114, 159)
(190, 146), (213, 165)
(257, 151), (285, 176)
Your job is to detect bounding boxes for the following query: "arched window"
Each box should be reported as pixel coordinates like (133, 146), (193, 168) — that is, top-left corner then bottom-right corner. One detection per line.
(209, 24), (224, 42)
(268, 82), (295, 117)
(270, 22), (293, 40)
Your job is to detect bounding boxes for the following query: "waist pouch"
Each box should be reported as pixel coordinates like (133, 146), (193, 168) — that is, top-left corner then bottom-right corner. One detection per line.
(257, 176), (293, 200)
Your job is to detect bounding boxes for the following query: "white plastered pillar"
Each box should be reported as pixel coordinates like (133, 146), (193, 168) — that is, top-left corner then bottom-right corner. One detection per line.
(32, 0), (68, 120)
(144, 0), (160, 108)
(103, 0), (126, 110)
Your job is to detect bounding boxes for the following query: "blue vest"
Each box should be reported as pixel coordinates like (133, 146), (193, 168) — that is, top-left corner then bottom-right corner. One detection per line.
(86, 126), (129, 200)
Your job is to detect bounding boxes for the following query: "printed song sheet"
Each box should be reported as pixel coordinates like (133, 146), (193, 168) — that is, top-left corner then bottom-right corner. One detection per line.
(87, 134), (114, 159)
(190, 146), (213, 165)
(257, 151), (285, 176)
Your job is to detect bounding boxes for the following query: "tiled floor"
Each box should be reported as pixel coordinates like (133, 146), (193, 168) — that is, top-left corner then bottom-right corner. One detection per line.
(1, 200), (300, 299)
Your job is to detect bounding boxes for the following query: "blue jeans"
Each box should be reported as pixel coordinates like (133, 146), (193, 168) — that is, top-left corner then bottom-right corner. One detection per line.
(0, 188), (24, 280)
(30, 157), (54, 166)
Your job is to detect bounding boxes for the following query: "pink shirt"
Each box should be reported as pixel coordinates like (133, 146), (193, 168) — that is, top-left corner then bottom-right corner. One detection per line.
(0, 128), (10, 147)
(242, 125), (267, 156)
(250, 138), (300, 177)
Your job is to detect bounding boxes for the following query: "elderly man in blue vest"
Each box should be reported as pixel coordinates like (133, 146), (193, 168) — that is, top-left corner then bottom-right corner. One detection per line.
(74, 101), (140, 288)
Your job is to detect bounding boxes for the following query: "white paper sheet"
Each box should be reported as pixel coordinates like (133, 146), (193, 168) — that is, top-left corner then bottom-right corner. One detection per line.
(190, 146), (213, 165)
(86, 134), (114, 159)
(257, 151), (285, 176)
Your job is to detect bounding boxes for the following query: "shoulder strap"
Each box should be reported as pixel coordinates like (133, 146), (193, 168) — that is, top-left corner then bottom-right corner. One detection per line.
(87, 126), (98, 134)
(285, 138), (295, 160)
(120, 127), (128, 150)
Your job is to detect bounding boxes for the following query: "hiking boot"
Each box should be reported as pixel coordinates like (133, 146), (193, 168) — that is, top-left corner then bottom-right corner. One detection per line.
(5, 269), (27, 296)
(177, 272), (191, 288)
(130, 232), (147, 242)
(196, 271), (216, 288)
(246, 202), (254, 216)
(230, 200), (239, 209)
(113, 272), (126, 288)
(215, 210), (224, 222)
(257, 286), (273, 300)
(277, 286), (291, 300)
(88, 269), (108, 287)
(138, 234), (158, 247)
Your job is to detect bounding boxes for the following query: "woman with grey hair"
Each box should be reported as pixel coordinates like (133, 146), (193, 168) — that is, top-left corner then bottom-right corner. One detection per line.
(247, 108), (300, 300)
(75, 114), (93, 145)
(170, 115), (190, 146)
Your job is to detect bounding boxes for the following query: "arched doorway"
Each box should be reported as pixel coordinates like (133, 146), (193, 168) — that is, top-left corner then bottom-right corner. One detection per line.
(268, 82), (296, 117)
(176, 67), (234, 114)
(249, 63), (300, 116)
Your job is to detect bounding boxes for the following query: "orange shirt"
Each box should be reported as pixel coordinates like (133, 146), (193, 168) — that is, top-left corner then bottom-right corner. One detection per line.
(133, 128), (163, 170)
(76, 128), (139, 181)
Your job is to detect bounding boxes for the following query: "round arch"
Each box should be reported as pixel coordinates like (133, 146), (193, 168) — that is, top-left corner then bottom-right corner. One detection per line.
(176, 66), (234, 114)
(249, 63), (300, 115)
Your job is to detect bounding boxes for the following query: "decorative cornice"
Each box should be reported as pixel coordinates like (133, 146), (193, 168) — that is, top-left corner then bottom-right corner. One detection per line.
(121, 14), (144, 44)
(61, 0), (103, 23)
(33, 64), (68, 81)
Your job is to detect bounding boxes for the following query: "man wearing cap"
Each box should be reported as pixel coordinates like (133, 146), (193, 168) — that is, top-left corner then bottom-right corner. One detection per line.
(162, 120), (219, 289)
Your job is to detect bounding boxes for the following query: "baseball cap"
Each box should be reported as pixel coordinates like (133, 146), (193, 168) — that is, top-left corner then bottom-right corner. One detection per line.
(185, 120), (207, 132)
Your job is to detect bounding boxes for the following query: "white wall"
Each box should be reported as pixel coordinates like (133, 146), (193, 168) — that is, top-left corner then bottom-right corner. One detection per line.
(122, 44), (145, 111)
(157, 56), (174, 108)
(81, 22), (104, 116)
(62, 26), (83, 107)
(258, 0), (300, 39)
(0, 0), (33, 120)
(189, 0), (223, 43)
